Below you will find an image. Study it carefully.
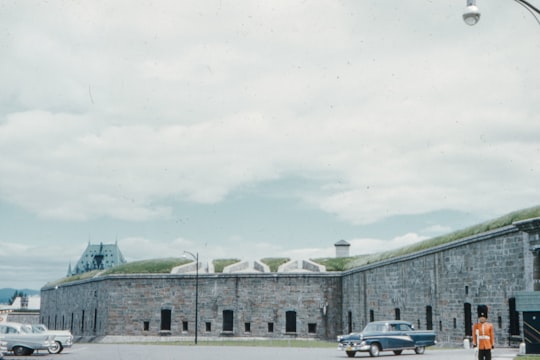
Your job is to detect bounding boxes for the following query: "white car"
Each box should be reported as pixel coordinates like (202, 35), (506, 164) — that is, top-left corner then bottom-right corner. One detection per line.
(0, 322), (54, 356)
(1, 339), (7, 359)
(24, 324), (73, 354)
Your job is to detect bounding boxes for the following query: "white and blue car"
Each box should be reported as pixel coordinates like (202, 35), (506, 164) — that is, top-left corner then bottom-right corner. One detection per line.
(337, 320), (437, 357)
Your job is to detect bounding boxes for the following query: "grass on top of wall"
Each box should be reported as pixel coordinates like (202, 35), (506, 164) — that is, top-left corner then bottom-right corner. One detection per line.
(45, 259), (189, 287)
(213, 259), (241, 273)
(47, 205), (540, 286)
(101, 258), (189, 274)
(260, 258), (290, 272)
(46, 270), (102, 287)
(314, 205), (540, 271)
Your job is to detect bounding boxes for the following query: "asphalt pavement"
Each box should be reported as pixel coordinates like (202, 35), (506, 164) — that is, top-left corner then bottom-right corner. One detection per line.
(1, 344), (521, 360)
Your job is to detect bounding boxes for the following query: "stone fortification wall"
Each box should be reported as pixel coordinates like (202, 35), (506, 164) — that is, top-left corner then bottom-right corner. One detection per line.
(342, 225), (529, 345)
(41, 273), (342, 340)
(40, 218), (540, 344)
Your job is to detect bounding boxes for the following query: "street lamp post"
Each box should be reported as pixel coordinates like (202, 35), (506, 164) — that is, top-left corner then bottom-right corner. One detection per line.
(183, 251), (199, 345)
(463, 0), (540, 26)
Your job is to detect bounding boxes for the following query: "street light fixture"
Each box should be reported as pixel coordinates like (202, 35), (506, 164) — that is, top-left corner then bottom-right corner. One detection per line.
(463, 0), (480, 25)
(463, 0), (540, 26)
(183, 250), (199, 345)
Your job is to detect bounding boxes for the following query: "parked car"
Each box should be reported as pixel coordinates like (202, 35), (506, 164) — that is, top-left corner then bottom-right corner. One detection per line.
(0, 339), (7, 359)
(0, 322), (55, 356)
(337, 320), (437, 357)
(23, 324), (73, 354)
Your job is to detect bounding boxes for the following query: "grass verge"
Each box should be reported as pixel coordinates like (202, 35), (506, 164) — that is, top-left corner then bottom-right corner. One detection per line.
(139, 339), (336, 348)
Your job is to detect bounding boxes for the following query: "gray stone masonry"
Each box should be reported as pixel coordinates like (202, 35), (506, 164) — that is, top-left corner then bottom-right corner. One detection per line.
(40, 217), (540, 345)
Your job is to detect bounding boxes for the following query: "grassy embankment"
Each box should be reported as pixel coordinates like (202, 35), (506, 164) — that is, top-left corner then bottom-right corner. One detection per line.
(47, 205), (540, 286)
(314, 205), (540, 271)
(46, 256), (292, 286)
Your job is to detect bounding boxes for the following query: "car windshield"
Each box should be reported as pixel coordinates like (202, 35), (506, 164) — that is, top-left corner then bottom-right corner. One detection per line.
(363, 323), (387, 333)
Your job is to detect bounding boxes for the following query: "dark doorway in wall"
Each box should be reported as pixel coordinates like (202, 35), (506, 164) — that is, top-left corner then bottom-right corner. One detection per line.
(93, 309), (97, 333)
(286, 311), (297, 333)
(426, 306), (433, 330)
(161, 309), (171, 331)
(464, 303), (472, 337)
(509, 297), (520, 336)
(81, 310), (85, 333)
(223, 310), (233, 332)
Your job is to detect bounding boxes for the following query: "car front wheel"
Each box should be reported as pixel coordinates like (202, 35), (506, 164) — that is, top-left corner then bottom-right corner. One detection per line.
(369, 344), (380, 357)
(12, 346), (33, 356)
(48, 341), (63, 354)
(415, 346), (425, 354)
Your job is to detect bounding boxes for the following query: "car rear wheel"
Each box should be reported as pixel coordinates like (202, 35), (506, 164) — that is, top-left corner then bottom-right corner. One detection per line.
(48, 341), (64, 354)
(415, 346), (425, 354)
(12, 346), (33, 356)
(346, 350), (356, 357)
(368, 344), (380, 357)
(393, 350), (403, 355)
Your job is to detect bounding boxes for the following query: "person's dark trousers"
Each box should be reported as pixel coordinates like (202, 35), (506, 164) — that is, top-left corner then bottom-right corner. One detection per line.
(478, 349), (491, 360)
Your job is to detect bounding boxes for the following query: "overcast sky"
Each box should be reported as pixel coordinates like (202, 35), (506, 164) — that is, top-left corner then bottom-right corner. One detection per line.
(1, 0), (539, 290)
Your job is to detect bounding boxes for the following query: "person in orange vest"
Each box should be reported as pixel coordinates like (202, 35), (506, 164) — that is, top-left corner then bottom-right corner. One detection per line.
(472, 305), (495, 360)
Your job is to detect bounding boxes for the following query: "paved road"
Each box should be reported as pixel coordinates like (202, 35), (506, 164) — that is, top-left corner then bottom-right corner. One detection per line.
(2, 344), (520, 360)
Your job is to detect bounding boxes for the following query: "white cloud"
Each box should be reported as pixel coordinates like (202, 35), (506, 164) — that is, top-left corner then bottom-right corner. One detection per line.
(348, 233), (428, 255)
(0, 241), (86, 289)
(1, 0), (540, 289)
(422, 224), (453, 235)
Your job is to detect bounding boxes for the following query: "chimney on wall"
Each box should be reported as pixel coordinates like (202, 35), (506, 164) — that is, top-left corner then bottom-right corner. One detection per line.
(335, 239), (350, 258)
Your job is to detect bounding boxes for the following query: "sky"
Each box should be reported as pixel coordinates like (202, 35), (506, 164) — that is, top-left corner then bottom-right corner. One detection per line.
(1, 0), (539, 290)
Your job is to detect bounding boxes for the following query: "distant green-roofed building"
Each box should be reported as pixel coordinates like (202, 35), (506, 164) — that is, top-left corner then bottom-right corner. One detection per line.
(68, 241), (126, 276)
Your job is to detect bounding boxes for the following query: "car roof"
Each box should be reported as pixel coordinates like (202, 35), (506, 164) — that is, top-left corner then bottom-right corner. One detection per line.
(368, 320), (412, 325)
(0, 322), (23, 327)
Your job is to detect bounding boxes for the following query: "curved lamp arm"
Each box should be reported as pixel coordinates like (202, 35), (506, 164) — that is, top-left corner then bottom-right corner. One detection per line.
(463, 0), (540, 26)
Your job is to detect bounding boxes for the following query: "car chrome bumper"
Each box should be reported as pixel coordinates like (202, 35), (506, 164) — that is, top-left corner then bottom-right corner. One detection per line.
(338, 344), (370, 352)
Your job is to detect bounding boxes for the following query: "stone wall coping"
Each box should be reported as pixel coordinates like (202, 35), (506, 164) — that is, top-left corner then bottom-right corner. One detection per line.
(513, 217), (540, 233)
(41, 271), (341, 291)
